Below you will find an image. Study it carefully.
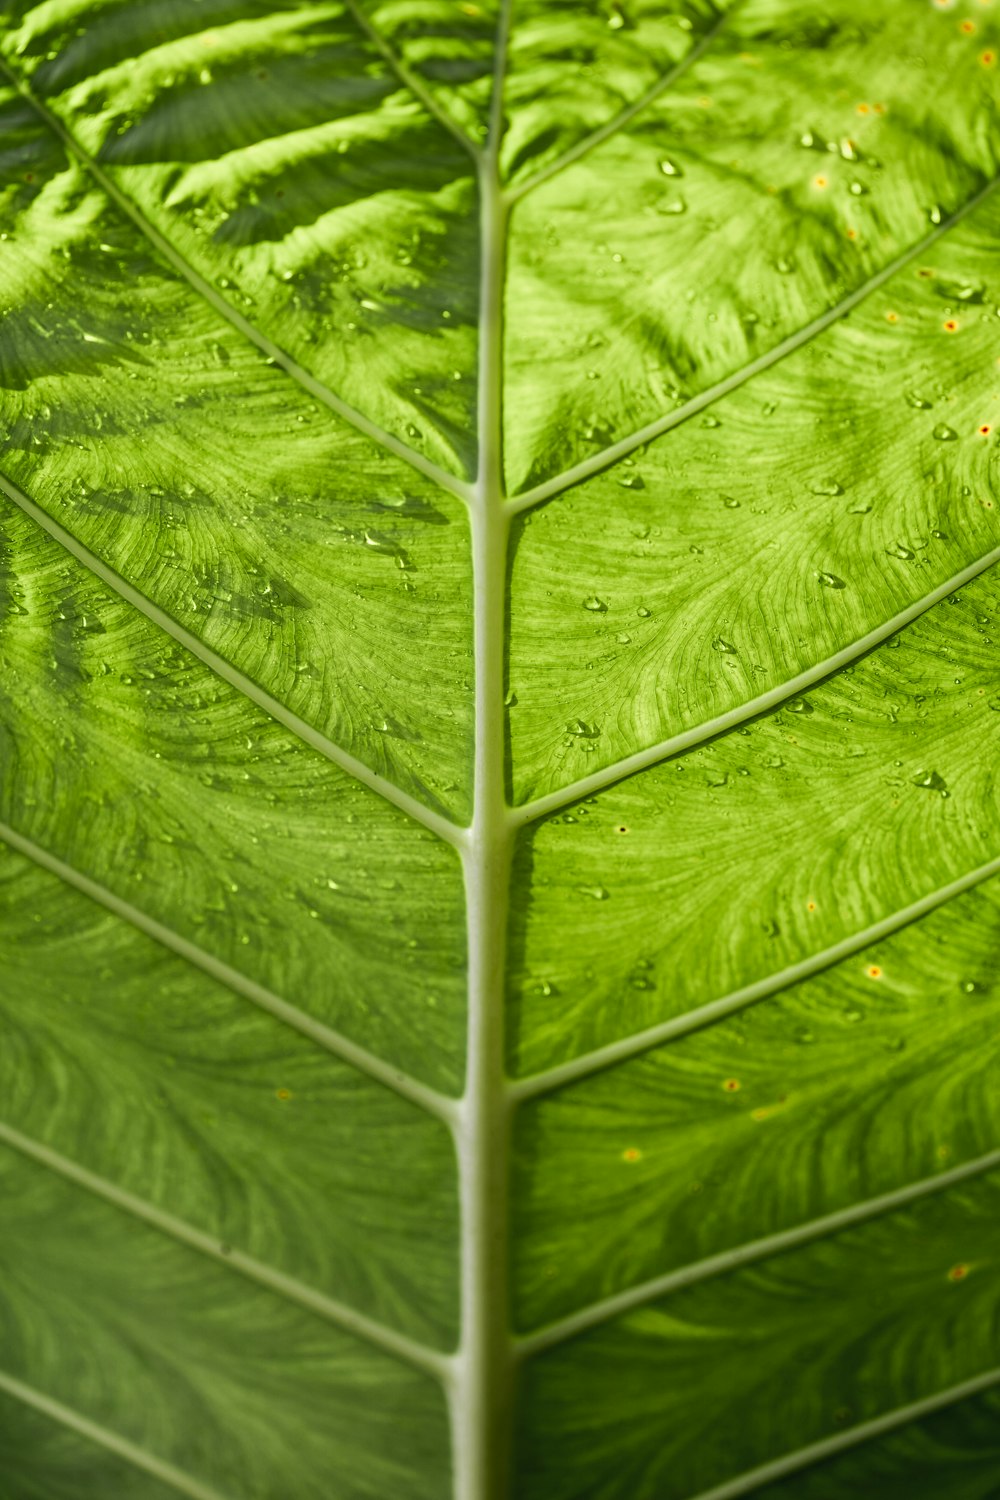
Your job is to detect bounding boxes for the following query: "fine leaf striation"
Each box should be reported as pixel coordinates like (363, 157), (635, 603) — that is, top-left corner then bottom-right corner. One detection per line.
(0, 2), (998, 1499)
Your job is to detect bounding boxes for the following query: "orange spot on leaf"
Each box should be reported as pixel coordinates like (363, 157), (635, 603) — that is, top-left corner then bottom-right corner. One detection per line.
(866, 965), (883, 979)
(622, 1147), (642, 1163)
(949, 1263), (970, 1282)
(276, 1088), (292, 1101)
(723, 1078), (741, 1092)
(943, 319), (959, 332)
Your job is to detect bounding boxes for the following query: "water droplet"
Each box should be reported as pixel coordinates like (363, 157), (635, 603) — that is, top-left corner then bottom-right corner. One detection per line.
(848, 502), (872, 514)
(582, 596), (607, 613)
(786, 698), (814, 715)
(848, 180), (869, 196)
(711, 635), (737, 654)
(885, 541), (916, 561)
(905, 391), (933, 409)
(927, 204), (943, 225)
(504, 689), (518, 707)
(659, 157), (683, 177)
(794, 1026), (815, 1044)
(912, 768), (948, 794)
(618, 473), (645, 489)
(933, 424), (958, 441)
(816, 571), (846, 589)
(701, 415), (721, 428)
(565, 719), (600, 738)
(579, 885), (609, 900)
(960, 980), (978, 994)
(810, 479), (843, 496)
(656, 195), (687, 215)
(723, 496), (741, 509)
(636, 606), (651, 618)
(616, 632), (632, 644)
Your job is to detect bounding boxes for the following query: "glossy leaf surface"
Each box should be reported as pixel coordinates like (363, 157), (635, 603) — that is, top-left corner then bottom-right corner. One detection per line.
(0, 1), (998, 1499)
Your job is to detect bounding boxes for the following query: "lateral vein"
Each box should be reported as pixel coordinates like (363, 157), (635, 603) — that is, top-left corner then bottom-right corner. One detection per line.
(509, 172), (1000, 513)
(0, 1368), (236, 1500)
(0, 57), (473, 508)
(0, 1121), (453, 1381)
(0, 469), (466, 850)
(341, 0), (482, 159)
(0, 820), (457, 1125)
(510, 546), (1000, 826)
(510, 852), (1000, 1101)
(684, 1366), (1000, 1500)
(505, 2), (742, 205)
(515, 1146), (1000, 1358)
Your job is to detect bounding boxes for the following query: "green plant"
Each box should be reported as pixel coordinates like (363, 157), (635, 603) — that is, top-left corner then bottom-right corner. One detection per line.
(1, 0), (999, 1497)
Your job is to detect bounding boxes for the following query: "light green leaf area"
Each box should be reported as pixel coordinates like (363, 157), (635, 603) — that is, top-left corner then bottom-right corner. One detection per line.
(509, 566), (1000, 1075)
(0, 77), (474, 816)
(1, 1), (999, 1499)
(504, 0), (1000, 491)
(507, 191), (1000, 802)
(0, 500), (468, 1091)
(0, 0), (479, 476)
(513, 872), (1000, 1329)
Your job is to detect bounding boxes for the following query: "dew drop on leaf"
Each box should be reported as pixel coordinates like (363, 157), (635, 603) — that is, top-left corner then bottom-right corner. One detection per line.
(816, 571), (846, 589)
(932, 424), (958, 441)
(582, 596), (607, 612)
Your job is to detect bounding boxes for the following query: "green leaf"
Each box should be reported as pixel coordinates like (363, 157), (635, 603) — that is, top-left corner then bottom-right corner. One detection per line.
(0, 1), (999, 1499)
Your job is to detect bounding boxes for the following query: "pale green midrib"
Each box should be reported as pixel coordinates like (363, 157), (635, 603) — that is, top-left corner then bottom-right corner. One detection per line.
(0, 1369), (235, 1500)
(510, 851), (1000, 1103)
(0, 56), (473, 508)
(504, 2), (741, 205)
(0, 469), (464, 849)
(341, 0), (482, 159)
(449, 6), (516, 1497)
(514, 1146), (1000, 1358)
(0, 819), (457, 1125)
(0, 1121), (452, 1380)
(684, 1366), (1000, 1500)
(509, 547), (1000, 826)
(509, 171), (1000, 512)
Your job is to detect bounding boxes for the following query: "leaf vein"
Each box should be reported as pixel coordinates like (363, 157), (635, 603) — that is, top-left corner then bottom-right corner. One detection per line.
(0, 1120), (453, 1381)
(0, 1368), (236, 1500)
(509, 173), (1000, 512)
(0, 469), (466, 849)
(0, 57), (473, 508)
(510, 851), (1000, 1101)
(505, 1), (742, 205)
(510, 548), (1000, 826)
(0, 820), (457, 1125)
(515, 1147), (1000, 1357)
